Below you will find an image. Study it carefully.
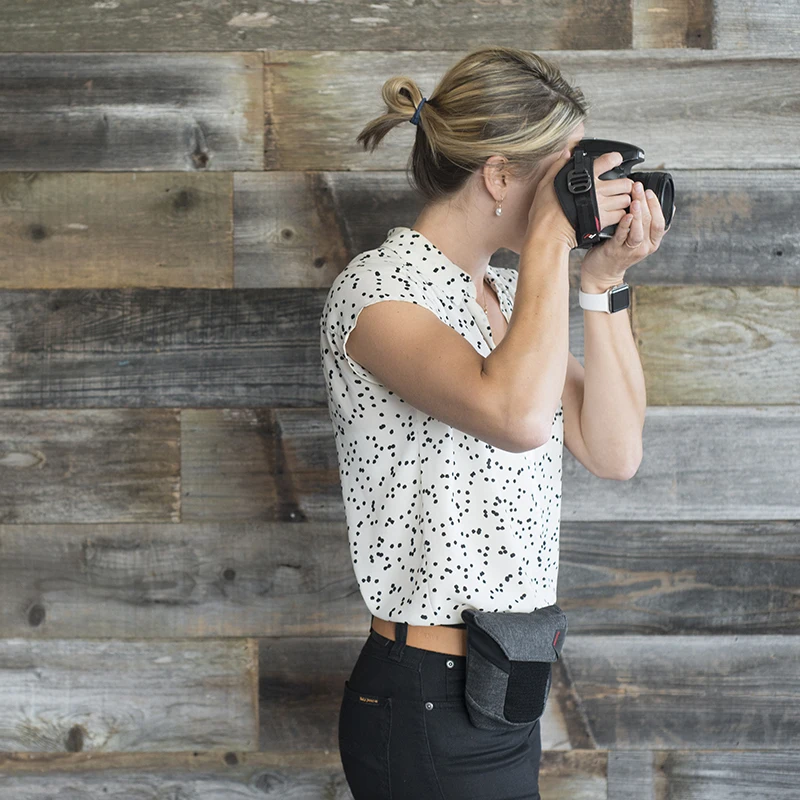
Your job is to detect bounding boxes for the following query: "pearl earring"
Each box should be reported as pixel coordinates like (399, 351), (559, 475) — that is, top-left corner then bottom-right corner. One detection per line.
(495, 203), (502, 216)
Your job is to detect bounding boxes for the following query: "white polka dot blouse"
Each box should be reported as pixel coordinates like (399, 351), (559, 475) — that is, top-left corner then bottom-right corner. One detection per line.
(320, 226), (564, 626)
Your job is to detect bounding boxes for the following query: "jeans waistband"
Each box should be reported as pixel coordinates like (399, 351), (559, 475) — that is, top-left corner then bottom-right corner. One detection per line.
(368, 624), (467, 670)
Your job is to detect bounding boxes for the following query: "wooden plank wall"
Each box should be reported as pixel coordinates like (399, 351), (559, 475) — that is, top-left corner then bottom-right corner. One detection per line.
(0, 1), (798, 797)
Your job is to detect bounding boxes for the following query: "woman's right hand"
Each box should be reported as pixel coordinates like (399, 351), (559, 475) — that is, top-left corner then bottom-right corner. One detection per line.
(527, 149), (634, 250)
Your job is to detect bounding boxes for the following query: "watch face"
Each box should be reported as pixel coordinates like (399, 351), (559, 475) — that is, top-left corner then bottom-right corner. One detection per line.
(609, 284), (630, 312)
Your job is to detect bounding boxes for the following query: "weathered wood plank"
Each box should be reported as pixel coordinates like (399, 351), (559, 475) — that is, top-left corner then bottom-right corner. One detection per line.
(0, 638), (258, 752)
(611, 748), (800, 799)
(0, 520), (357, 639)
(2, 519), (795, 639)
(186, 406), (799, 522)
(0, 635), (793, 755)
(0, 172), (233, 289)
(0, 164), (792, 291)
(633, 0), (713, 49)
(0, 289), (320, 408)
(559, 520), (800, 634)
(180, 409), (342, 523)
(632, 285), (800, 405)
(565, 634), (800, 749)
(637, 168), (800, 286)
(562, 405), (800, 521)
(0, 1), (633, 53)
(712, 0), (800, 51)
(0, 748), (796, 799)
(653, 749), (800, 798)
(233, 169), (800, 288)
(0, 409), (179, 524)
(2, 286), (799, 407)
(0, 53), (263, 171)
(265, 50), (800, 170)
(607, 750), (655, 800)
(0, 750), (607, 798)
(0, 405), (796, 522)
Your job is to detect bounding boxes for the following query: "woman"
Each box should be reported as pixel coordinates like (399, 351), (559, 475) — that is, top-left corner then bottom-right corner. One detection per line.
(320, 45), (670, 800)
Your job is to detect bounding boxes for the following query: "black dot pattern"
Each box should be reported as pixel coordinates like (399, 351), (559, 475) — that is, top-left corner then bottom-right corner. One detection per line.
(319, 226), (564, 625)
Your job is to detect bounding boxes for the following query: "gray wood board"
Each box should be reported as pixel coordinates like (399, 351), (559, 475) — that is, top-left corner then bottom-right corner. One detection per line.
(0, 749), (607, 798)
(0, 748), (796, 798)
(561, 405), (800, 521)
(0, 638), (258, 752)
(0, 409), (180, 524)
(0, 172), (233, 289)
(564, 634), (800, 750)
(712, 0), (800, 51)
(0, 519), (796, 638)
(633, 285), (800, 405)
(0, 2), (634, 52)
(2, 287), (798, 408)
(233, 169), (800, 288)
(0, 53), (263, 170)
(0, 406), (797, 522)
(265, 49), (800, 170)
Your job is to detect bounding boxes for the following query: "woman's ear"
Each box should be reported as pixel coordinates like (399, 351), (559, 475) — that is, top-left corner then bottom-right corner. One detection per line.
(481, 155), (509, 202)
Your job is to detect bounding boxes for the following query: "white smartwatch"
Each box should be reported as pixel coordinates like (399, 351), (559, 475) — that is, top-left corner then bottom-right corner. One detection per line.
(579, 282), (630, 313)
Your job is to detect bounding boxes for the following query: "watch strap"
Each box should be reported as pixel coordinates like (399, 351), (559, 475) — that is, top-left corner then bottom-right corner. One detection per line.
(579, 283), (630, 313)
(579, 286), (613, 312)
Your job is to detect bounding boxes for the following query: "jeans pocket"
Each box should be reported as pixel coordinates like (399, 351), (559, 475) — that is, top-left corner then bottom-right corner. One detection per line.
(338, 679), (393, 800)
(421, 696), (539, 799)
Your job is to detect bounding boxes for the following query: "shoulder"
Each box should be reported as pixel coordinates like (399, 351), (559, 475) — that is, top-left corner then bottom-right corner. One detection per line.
(327, 247), (433, 302)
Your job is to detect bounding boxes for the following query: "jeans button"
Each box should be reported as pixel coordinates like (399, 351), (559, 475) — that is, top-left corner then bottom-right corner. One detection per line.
(425, 701), (434, 710)
(446, 660), (454, 668)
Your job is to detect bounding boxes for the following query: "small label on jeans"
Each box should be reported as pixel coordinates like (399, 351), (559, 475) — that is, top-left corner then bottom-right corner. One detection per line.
(358, 694), (380, 704)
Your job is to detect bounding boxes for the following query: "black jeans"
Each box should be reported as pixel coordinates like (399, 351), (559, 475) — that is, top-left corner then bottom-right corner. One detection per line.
(338, 621), (542, 800)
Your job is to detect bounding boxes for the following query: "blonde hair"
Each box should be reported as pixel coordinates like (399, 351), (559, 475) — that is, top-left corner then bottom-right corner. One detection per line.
(356, 46), (590, 202)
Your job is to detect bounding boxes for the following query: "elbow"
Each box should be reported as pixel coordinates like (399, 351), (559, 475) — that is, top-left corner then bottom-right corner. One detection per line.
(512, 412), (553, 453)
(602, 449), (643, 481)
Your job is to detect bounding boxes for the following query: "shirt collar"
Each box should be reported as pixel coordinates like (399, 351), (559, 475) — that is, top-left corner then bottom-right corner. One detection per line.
(380, 225), (499, 300)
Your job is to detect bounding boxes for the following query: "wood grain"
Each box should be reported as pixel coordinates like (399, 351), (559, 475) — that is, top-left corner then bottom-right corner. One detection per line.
(0, 1), (633, 53)
(1, 405), (796, 522)
(1, 285), (797, 407)
(232, 169), (800, 288)
(0, 53), (264, 171)
(564, 634), (800, 749)
(0, 409), (179, 524)
(0, 517), (795, 637)
(0, 638), (258, 752)
(712, 0), (800, 50)
(265, 50), (800, 170)
(633, 285), (800, 405)
(0, 172), (233, 289)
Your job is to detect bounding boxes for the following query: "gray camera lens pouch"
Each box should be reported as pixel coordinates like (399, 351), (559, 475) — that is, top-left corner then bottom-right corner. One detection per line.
(460, 604), (568, 731)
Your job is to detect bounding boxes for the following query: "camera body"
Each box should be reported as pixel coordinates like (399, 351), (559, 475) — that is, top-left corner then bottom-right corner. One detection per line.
(555, 137), (675, 250)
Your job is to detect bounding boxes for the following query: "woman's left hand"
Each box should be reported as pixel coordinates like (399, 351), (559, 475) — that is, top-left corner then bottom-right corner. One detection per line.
(581, 181), (675, 286)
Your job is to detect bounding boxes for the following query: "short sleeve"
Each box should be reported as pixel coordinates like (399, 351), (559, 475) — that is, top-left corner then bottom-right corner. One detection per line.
(321, 252), (444, 386)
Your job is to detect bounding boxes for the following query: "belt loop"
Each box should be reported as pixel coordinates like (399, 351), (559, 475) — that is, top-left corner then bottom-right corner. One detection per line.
(388, 620), (408, 661)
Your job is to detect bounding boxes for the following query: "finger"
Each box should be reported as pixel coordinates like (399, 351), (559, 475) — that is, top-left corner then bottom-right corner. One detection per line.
(614, 211), (633, 243)
(604, 194), (634, 211)
(595, 150), (624, 174)
(644, 188), (666, 241)
(595, 176), (635, 196)
(629, 195), (644, 245)
(634, 183), (652, 227)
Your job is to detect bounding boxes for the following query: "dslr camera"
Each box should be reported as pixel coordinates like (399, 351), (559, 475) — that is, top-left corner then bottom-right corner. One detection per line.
(555, 138), (675, 250)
